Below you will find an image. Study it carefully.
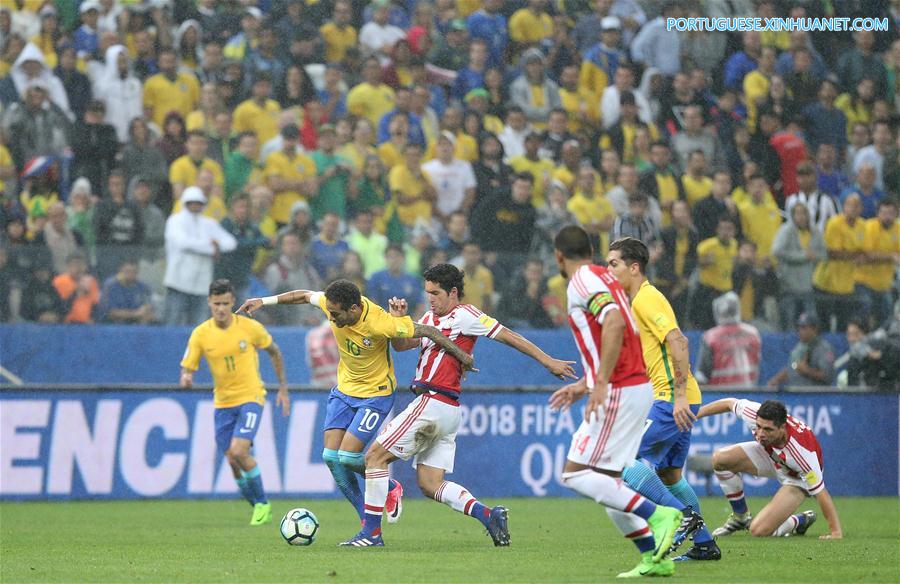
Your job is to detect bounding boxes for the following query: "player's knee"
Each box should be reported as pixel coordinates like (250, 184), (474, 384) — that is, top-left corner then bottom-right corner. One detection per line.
(364, 446), (390, 468)
(748, 519), (772, 537)
(417, 475), (440, 498)
(712, 449), (731, 471)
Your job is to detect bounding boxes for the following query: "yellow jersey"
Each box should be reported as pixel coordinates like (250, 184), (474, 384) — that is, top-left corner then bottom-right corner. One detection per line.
(632, 281), (701, 404)
(169, 156), (225, 190)
(389, 164), (433, 226)
(143, 72), (201, 127)
(813, 214), (866, 295)
(346, 82), (396, 127)
(856, 218), (899, 291)
(697, 236), (737, 292)
(567, 190), (615, 256)
(232, 98), (282, 144)
(181, 315), (273, 408)
(315, 293), (415, 397)
(559, 87), (601, 132)
(681, 174), (713, 208)
(738, 198), (783, 260)
(424, 131), (479, 163)
(508, 8), (553, 43)
(509, 155), (555, 208)
(264, 150), (318, 224)
(320, 22), (358, 63)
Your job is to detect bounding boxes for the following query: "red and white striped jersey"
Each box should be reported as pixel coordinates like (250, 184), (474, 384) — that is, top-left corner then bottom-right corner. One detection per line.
(733, 399), (826, 495)
(566, 264), (648, 389)
(413, 303), (504, 396)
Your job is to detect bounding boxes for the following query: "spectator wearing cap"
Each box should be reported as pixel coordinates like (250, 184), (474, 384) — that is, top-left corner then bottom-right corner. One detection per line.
(263, 123), (318, 225)
(553, 66), (597, 135)
(223, 6), (262, 61)
(427, 18), (469, 71)
(359, 0), (405, 64)
(578, 15), (626, 97)
(466, 0), (508, 68)
(509, 131), (554, 208)
(99, 260), (155, 324)
(695, 291), (762, 387)
(73, 1), (100, 60)
(422, 131), (477, 221)
(71, 100), (118, 195)
(320, 0), (357, 63)
(142, 47), (201, 128)
(510, 49), (561, 130)
(163, 186), (237, 326)
(451, 39), (489, 102)
(53, 252), (100, 324)
(377, 86), (426, 147)
(463, 89), (503, 136)
(347, 56), (396, 127)
(169, 130), (225, 204)
(768, 313), (836, 387)
(232, 72), (282, 145)
(311, 123), (356, 221)
(508, 0), (553, 52)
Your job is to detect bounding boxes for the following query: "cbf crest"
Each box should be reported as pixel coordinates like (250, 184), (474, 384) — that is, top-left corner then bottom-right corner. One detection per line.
(362, 337), (372, 348)
(239, 340), (248, 352)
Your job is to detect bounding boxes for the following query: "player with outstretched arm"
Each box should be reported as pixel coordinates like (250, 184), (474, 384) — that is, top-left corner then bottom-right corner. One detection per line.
(339, 263), (577, 547)
(180, 279), (290, 526)
(236, 280), (475, 527)
(548, 226), (683, 578)
(698, 397), (842, 540)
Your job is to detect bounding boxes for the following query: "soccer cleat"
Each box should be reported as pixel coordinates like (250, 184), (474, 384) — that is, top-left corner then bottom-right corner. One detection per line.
(385, 480), (404, 524)
(617, 555), (675, 578)
(794, 511), (817, 536)
(647, 506), (682, 561)
(250, 502), (272, 526)
(339, 531), (384, 547)
(673, 541), (722, 561)
(712, 512), (752, 537)
(669, 508), (705, 554)
(486, 506), (510, 546)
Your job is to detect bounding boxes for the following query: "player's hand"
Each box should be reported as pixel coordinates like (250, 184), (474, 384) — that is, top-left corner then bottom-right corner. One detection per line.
(544, 357), (578, 380)
(673, 394), (697, 432)
(459, 352), (478, 374)
(389, 296), (409, 317)
(236, 297), (264, 316)
(549, 380), (587, 410)
(584, 383), (609, 423)
(820, 531), (842, 540)
(276, 387), (291, 417)
(179, 372), (193, 388)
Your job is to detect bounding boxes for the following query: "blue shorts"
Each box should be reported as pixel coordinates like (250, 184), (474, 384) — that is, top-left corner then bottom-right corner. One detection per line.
(214, 402), (264, 454)
(637, 401), (702, 471)
(323, 386), (394, 448)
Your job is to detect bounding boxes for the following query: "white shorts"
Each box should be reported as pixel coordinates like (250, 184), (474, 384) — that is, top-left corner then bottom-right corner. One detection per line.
(377, 394), (460, 473)
(737, 441), (809, 492)
(567, 382), (654, 472)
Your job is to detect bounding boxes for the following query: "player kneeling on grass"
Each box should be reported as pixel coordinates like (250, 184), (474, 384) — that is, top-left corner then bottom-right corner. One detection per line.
(180, 279), (290, 526)
(549, 226), (683, 578)
(699, 398), (842, 540)
(340, 263), (577, 548)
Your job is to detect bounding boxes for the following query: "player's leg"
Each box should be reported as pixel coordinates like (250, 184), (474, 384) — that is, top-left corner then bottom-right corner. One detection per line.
(227, 403), (270, 525)
(711, 442), (774, 536)
(750, 485), (810, 537)
(215, 406), (255, 506)
(322, 387), (367, 521)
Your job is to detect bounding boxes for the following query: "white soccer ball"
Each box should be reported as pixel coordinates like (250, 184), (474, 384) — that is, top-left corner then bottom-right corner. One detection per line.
(280, 508), (319, 546)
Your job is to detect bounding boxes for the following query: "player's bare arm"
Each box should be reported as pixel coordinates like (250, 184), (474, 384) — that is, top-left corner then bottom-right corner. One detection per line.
(584, 308), (624, 422)
(494, 327), (577, 380)
(696, 398), (738, 419)
(265, 342), (290, 417)
(664, 327), (698, 432)
(236, 290), (315, 315)
(411, 322), (477, 372)
(179, 367), (195, 388)
(388, 296), (419, 352)
(815, 488), (843, 540)
(549, 376), (588, 411)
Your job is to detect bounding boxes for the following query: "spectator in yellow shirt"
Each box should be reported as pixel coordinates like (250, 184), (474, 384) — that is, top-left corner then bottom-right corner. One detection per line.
(693, 216), (738, 330)
(566, 165), (615, 257)
(169, 130), (225, 204)
(232, 72), (282, 145)
(142, 47), (200, 128)
(737, 173), (783, 261)
(681, 150), (714, 208)
(509, 0), (553, 50)
(856, 199), (899, 328)
(459, 242), (495, 313)
(389, 142), (435, 227)
(320, 0), (357, 63)
(346, 57), (396, 127)
(264, 124), (318, 226)
(813, 194), (866, 332)
(743, 46), (776, 131)
(558, 64), (600, 133)
(509, 132), (555, 208)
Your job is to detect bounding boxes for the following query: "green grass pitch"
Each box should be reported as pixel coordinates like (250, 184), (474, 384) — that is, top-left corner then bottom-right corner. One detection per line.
(1, 497), (897, 582)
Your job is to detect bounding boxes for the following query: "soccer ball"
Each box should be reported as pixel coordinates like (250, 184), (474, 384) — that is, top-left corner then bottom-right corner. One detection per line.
(280, 508), (319, 546)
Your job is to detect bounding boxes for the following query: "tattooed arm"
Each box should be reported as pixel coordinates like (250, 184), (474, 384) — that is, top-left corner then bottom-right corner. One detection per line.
(664, 328), (698, 432)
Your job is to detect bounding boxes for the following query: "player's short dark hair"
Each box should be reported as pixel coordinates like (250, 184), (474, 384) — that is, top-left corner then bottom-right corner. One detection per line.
(209, 279), (234, 297)
(879, 197), (897, 210)
(423, 263), (465, 299)
(325, 279), (361, 310)
(187, 129), (207, 141)
(513, 172), (534, 184)
(609, 237), (649, 274)
(756, 400), (788, 427)
(554, 225), (593, 260)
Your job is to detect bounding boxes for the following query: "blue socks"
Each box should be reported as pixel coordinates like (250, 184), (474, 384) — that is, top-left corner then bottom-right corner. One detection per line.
(242, 466), (267, 504)
(469, 502), (491, 528)
(324, 448), (364, 520)
(668, 477), (714, 544)
(235, 475), (255, 505)
(622, 461), (686, 511)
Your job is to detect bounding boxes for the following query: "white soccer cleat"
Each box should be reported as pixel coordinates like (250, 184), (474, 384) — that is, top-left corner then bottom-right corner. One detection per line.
(712, 512), (752, 537)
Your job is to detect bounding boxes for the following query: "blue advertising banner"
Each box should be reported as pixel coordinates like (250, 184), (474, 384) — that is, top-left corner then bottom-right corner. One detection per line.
(1, 390), (895, 501)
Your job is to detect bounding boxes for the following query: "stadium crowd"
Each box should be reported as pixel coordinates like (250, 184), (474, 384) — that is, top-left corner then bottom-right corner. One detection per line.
(0, 0), (898, 385)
